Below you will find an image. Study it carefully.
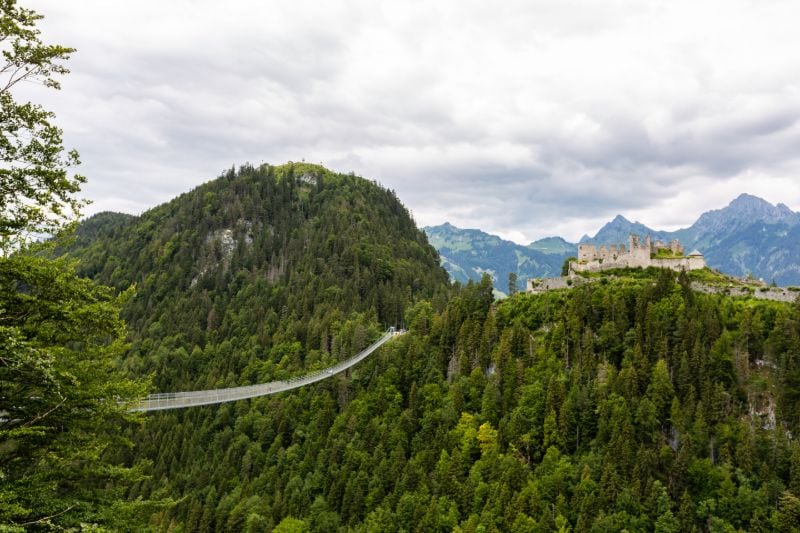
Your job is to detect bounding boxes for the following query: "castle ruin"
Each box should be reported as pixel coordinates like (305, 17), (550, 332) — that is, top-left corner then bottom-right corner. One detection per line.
(570, 234), (705, 274)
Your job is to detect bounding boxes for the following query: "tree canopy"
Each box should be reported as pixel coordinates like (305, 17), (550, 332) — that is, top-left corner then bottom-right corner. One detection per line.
(0, 2), (149, 529)
(0, 254), (148, 530)
(1, 0), (85, 253)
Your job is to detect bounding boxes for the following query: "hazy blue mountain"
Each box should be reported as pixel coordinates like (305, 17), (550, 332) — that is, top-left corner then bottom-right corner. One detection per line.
(674, 193), (800, 250)
(427, 194), (800, 288)
(701, 220), (800, 284)
(423, 223), (572, 294)
(528, 236), (577, 255)
(579, 214), (672, 245)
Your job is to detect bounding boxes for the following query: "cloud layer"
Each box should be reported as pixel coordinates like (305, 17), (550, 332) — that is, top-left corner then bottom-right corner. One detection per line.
(23, 0), (800, 242)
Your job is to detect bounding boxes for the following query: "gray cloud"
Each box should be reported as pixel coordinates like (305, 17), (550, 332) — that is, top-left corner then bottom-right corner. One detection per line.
(20, 0), (800, 242)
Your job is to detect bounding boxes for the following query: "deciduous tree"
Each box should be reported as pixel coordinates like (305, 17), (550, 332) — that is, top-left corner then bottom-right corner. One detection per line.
(1, 0), (85, 252)
(0, 1), (149, 529)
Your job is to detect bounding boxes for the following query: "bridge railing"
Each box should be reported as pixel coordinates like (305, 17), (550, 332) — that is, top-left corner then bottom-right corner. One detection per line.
(131, 328), (404, 412)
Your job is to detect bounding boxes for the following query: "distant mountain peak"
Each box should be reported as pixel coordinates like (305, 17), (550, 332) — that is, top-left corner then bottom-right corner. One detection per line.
(423, 223), (576, 291)
(581, 214), (663, 244)
(729, 193), (772, 209)
(725, 193), (796, 216)
(426, 193), (800, 288)
(528, 236), (577, 256)
(733, 192), (763, 201)
(602, 214), (639, 232)
(697, 193), (799, 229)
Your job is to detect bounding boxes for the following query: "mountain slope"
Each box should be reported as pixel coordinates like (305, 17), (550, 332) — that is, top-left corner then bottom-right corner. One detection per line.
(527, 235), (576, 255)
(60, 162), (449, 388)
(676, 193), (800, 249)
(56, 162), (454, 529)
(698, 220), (800, 284)
(424, 223), (573, 294)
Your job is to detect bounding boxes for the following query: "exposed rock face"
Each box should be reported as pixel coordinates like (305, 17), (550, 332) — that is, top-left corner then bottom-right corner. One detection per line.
(208, 228), (236, 259)
(749, 392), (777, 430)
(190, 221), (254, 287)
(689, 193), (800, 242)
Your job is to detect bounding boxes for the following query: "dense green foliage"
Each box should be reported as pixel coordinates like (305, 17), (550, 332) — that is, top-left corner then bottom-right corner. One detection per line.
(1, 2), (151, 530)
(0, 254), (148, 530)
(62, 163), (448, 394)
(132, 271), (799, 531)
(1, 0), (85, 252)
(51, 162), (455, 530)
(60, 163), (800, 531)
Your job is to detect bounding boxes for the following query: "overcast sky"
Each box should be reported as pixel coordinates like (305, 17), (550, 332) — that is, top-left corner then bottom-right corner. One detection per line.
(21, 0), (800, 243)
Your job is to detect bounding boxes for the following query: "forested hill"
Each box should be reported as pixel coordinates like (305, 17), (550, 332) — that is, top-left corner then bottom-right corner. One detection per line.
(59, 167), (800, 531)
(62, 162), (449, 381)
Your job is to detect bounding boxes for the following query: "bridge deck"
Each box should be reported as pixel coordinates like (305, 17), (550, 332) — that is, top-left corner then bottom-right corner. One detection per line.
(131, 328), (403, 412)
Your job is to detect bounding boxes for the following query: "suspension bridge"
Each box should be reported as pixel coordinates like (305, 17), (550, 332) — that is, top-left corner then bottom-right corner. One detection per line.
(131, 328), (404, 412)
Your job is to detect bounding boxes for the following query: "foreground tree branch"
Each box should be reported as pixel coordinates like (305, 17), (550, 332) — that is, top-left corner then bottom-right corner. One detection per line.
(0, 0), (84, 254)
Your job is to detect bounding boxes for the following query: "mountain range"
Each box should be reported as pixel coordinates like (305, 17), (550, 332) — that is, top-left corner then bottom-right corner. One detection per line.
(425, 193), (800, 292)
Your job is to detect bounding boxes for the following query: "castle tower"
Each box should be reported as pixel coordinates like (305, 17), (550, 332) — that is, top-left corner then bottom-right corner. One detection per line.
(578, 243), (596, 262)
(687, 249), (705, 270)
(628, 233), (651, 267)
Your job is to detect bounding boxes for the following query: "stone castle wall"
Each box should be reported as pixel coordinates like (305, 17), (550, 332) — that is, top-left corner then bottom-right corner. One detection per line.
(571, 234), (704, 274)
(527, 276), (588, 293)
(650, 257), (704, 271)
(692, 283), (800, 303)
(526, 276), (799, 305)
